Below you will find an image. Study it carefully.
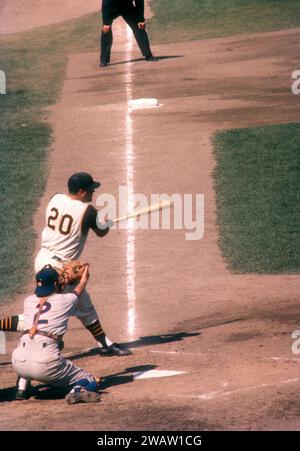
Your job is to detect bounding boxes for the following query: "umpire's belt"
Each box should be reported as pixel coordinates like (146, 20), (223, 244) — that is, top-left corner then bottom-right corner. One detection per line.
(22, 330), (63, 342)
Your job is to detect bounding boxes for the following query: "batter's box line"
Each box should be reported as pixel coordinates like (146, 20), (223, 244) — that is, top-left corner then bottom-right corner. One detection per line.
(267, 357), (300, 363)
(149, 350), (204, 356)
(177, 378), (300, 401)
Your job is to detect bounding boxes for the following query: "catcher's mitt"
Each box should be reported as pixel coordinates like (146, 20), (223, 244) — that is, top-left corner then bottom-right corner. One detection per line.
(56, 260), (88, 287)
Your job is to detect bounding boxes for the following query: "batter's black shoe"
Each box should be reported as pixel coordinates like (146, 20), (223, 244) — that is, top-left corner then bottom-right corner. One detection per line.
(100, 62), (108, 67)
(98, 343), (132, 356)
(65, 390), (100, 405)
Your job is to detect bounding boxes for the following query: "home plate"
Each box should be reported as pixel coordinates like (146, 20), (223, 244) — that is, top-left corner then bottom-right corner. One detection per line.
(133, 369), (186, 380)
(128, 98), (160, 109)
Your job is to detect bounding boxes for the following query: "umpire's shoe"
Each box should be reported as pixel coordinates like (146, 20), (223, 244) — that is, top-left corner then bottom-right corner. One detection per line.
(98, 343), (132, 356)
(145, 55), (159, 62)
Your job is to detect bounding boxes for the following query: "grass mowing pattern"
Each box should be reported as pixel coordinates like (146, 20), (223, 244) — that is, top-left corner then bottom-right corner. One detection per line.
(213, 123), (300, 273)
(149, 0), (300, 43)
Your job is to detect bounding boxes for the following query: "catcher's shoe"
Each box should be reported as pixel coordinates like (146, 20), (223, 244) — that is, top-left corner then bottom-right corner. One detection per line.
(65, 388), (100, 405)
(15, 379), (31, 401)
(98, 343), (132, 357)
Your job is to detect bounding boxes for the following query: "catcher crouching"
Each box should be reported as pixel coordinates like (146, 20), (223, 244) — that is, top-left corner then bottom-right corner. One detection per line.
(12, 264), (101, 404)
(3, 172), (132, 400)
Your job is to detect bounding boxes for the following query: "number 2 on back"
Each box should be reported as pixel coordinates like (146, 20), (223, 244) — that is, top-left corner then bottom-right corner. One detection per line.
(34, 302), (52, 325)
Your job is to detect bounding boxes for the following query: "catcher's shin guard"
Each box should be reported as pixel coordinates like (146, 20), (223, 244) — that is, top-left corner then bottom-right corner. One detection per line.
(0, 314), (24, 332)
(65, 377), (100, 404)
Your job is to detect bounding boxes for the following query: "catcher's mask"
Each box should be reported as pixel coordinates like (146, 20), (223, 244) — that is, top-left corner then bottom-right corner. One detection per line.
(35, 265), (59, 298)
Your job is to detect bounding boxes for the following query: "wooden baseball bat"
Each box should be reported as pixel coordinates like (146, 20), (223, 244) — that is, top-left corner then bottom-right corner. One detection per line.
(112, 200), (173, 224)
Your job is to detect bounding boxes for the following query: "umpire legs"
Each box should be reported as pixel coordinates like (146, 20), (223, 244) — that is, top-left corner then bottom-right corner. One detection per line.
(122, 13), (153, 59)
(100, 28), (113, 64)
(100, 15), (153, 64)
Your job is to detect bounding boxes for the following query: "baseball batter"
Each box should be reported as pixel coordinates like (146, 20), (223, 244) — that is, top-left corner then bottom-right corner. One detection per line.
(12, 265), (100, 404)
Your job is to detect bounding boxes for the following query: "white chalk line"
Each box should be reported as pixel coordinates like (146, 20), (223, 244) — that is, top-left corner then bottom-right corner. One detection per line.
(125, 25), (136, 341)
(150, 350), (204, 356)
(195, 378), (300, 401)
(269, 357), (300, 363)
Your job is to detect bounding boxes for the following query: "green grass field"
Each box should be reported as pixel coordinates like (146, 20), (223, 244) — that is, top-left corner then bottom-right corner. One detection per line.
(213, 123), (300, 273)
(149, 0), (300, 43)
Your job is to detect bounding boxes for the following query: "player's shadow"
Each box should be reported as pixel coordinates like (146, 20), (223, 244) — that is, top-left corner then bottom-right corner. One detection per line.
(0, 364), (157, 402)
(0, 386), (17, 403)
(108, 55), (184, 66)
(0, 383), (67, 403)
(122, 331), (200, 349)
(35, 364), (158, 399)
(100, 364), (157, 390)
(67, 331), (200, 361)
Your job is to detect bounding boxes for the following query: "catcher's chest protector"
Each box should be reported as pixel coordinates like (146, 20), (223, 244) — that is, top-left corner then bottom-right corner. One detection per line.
(41, 194), (89, 261)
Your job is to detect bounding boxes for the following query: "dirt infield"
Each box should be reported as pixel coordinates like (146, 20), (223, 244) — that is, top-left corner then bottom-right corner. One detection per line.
(0, 0), (100, 35)
(0, 1), (300, 431)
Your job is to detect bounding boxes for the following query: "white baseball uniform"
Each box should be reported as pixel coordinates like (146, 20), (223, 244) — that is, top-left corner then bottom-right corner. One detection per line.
(35, 193), (90, 271)
(34, 193), (98, 327)
(12, 292), (94, 387)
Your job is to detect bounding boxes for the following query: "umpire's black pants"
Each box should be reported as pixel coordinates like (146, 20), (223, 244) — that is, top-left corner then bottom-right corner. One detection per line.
(101, 11), (152, 64)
